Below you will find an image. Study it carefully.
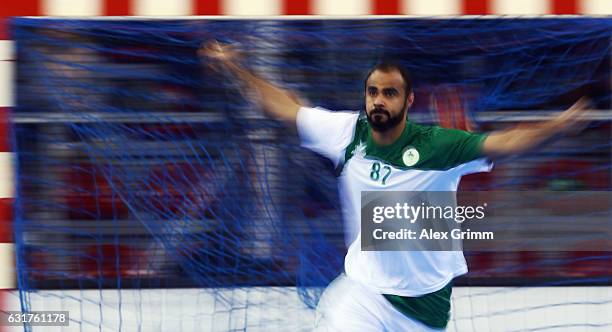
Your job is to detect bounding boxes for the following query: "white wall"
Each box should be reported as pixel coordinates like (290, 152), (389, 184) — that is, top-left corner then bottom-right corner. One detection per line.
(4, 286), (612, 331)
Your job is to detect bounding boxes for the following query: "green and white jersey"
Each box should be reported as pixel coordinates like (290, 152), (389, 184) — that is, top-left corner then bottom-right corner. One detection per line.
(297, 106), (493, 297)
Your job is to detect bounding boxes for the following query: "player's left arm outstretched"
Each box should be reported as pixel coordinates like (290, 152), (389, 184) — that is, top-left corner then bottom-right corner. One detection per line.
(482, 97), (589, 157)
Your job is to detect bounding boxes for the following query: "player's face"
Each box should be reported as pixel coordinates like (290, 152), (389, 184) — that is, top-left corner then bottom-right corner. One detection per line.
(365, 69), (413, 132)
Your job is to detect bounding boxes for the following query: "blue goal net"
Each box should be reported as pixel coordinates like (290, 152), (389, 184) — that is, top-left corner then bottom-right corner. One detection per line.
(9, 17), (612, 331)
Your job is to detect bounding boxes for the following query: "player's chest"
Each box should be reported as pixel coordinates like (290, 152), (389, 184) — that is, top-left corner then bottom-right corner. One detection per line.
(341, 155), (456, 190)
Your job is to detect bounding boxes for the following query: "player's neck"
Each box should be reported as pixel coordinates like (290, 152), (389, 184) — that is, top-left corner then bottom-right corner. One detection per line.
(371, 121), (407, 146)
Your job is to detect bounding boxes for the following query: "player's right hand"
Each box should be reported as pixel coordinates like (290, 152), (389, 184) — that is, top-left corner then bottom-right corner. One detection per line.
(198, 41), (241, 66)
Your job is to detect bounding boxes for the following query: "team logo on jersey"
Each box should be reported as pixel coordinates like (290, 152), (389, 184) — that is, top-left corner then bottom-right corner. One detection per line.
(402, 147), (419, 166)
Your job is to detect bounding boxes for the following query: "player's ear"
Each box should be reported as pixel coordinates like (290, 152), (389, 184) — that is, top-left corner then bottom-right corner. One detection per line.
(407, 91), (415, 109)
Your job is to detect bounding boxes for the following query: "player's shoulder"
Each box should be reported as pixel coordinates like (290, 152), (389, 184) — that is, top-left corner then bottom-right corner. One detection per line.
(404, 121), (439, 144)
(351, 113), (370, 138)
(297, 106), (361, 141)
(408, 121), (473, 146)
(407, 121), (433, 134)
(298, 106), (360, 122)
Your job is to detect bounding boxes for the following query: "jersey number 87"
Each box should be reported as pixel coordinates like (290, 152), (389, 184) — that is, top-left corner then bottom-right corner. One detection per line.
(370, 162), (391, 185)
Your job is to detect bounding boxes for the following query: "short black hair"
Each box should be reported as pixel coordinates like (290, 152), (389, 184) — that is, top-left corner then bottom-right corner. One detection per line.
(364, 61), (413, 95)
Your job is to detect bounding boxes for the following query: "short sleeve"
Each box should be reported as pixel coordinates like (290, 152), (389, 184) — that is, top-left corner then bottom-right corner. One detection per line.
(296, 106), (360, 167)
(431, 126), (490, 169)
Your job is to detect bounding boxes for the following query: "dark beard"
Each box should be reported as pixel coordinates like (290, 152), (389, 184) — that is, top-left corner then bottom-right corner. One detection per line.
(367, 105), (407, 132)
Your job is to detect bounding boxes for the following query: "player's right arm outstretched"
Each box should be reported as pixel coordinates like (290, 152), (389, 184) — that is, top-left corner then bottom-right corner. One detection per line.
(199, 41), (301, 128)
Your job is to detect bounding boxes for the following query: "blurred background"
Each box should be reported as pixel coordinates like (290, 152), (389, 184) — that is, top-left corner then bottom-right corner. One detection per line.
(11, 18), (611, 291)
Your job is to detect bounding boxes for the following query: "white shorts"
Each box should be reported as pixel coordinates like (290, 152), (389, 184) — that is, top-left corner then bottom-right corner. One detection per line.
(314, 274), (445, 332)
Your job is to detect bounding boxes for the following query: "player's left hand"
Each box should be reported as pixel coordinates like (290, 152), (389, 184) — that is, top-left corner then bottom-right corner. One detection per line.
(552, 97), (590, 135)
